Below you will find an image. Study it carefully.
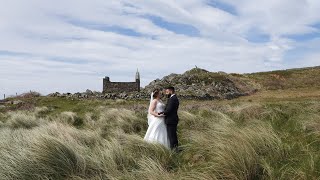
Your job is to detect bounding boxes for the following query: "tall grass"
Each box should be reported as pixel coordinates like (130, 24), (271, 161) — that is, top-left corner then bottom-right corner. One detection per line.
(178, 109), (282, 179)
(0, 99), (319, 179)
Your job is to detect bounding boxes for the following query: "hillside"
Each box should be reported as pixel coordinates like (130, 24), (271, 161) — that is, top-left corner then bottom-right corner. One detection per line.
(247, 66), (320, 90)
(143, 66), (320, 99)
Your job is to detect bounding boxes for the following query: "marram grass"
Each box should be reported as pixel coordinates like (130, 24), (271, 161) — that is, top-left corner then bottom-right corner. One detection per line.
(0, 99), (320, 179)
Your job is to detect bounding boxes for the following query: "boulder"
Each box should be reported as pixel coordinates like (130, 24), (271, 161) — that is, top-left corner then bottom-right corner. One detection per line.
(13, 100), (23, 105)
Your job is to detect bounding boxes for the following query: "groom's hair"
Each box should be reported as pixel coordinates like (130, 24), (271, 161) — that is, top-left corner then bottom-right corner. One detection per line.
(165, 86), (175, 93)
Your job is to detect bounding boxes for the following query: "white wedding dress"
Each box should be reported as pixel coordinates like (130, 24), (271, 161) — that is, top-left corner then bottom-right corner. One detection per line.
(144, 100), (170, 149)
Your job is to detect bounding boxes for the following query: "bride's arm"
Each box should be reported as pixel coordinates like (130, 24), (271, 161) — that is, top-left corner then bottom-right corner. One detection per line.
(149, 100), (160, 117)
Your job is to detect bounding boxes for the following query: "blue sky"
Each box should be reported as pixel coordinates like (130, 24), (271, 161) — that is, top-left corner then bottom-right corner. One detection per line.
(0, 0), (320, 96)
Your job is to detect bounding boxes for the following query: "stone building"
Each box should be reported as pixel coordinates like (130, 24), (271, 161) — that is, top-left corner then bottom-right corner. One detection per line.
(103, 70), (140, 93)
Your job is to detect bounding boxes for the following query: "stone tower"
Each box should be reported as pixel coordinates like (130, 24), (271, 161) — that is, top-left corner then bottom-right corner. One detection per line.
(135, 69), (140, 92)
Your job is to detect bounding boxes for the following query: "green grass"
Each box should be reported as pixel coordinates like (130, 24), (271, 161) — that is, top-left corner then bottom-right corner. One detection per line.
(247, 66), (320, 90)
(0, 94), (320, 179)
(185, 68), (239, 85)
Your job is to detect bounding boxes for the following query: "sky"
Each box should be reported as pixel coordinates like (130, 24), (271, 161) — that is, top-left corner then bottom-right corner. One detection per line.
(1, 0), (320, 97)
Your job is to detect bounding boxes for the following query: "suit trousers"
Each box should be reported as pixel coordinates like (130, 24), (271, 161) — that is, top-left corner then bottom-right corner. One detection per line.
(166, 124), (178, 150)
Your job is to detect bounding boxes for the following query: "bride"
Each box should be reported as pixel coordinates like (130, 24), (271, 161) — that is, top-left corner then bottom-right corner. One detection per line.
(144, 89), (170, 149)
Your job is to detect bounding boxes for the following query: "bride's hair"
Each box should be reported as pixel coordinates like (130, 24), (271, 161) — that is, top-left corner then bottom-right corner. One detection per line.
(152, 89), (160, 98)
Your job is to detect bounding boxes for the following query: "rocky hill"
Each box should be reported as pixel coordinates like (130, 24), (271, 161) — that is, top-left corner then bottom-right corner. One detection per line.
(142, 68), (258, 100)
(143, 66), (320, 99)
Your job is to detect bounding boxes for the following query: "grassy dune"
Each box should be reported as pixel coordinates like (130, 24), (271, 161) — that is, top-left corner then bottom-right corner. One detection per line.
(1, 89), (320, 179)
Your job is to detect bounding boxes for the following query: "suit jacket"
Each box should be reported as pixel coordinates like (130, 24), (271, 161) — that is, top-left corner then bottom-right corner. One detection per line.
(164, 95), (179, 125)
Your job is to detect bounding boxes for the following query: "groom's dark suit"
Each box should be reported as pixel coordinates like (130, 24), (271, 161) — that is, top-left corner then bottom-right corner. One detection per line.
(163, 94), (179, 150)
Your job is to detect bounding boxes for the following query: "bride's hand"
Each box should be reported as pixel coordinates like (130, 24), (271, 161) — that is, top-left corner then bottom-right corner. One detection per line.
(156, 114), (165, 117)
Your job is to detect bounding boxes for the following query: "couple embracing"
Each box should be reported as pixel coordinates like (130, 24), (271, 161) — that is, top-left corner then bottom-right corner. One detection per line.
(144, 86), (180, 151)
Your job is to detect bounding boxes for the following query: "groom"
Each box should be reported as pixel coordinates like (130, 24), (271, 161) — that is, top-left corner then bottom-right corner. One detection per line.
(159, 86), (180, 151)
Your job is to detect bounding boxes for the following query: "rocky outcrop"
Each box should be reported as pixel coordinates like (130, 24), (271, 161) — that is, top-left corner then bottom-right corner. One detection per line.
(142, 68), (257, 100)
